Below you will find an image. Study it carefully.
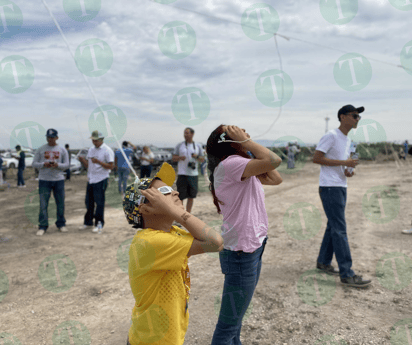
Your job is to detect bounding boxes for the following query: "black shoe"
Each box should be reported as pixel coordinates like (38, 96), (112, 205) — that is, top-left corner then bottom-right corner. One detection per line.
(316, 262), (339, 276)
(340, 275), (371, 288)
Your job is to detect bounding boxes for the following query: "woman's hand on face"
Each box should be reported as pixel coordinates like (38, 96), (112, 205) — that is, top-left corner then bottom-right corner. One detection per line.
(225, 125), (249, 143)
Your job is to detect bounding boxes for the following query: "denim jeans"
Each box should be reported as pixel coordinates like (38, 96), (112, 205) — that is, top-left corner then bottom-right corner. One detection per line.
(211, 237), (268, 345)
(65, 169), (71, 180)
(39, 180), (66, 231)
(84, 178), (108, 227)
(317, 187), (355, 279)
(118, 168), (130, 193)
(140, 165), (152, 178)
(17, 168), (25, 186)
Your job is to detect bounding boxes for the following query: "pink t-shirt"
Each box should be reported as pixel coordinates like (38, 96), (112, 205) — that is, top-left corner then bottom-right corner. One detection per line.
(213, 155), (268, 253)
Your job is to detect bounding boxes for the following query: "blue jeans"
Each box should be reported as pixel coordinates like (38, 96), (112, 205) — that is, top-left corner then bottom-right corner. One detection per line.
(211, 237), (267, 345)
(84, 178), (108, 227)
(118, 168), (130, 193)
(17, 168), (25, 186)
(317, 187), (355, 279)
(65, 169), (71, 180)
(140, 165), (152, 178)
(39, 180), (66, 231)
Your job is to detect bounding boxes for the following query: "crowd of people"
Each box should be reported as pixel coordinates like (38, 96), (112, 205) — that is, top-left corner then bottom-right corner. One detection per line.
(2, 104), (411, 344)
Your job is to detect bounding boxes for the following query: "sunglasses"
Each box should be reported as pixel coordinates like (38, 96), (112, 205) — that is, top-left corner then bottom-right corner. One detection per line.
(346, 113), (361, 120)
(142, 186), (174, 204)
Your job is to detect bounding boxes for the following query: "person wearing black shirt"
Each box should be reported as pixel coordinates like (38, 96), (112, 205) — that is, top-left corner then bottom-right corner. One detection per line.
(12, 145), (26, 188)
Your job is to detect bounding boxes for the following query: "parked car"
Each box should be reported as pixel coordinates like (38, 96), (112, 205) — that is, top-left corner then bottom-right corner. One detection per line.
(1, 151), (35, 168)
(149, 145), (173, 166)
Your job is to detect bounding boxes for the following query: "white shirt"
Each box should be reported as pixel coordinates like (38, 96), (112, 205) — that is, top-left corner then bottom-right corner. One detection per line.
(86, 143), (114, 184)
(141, 152), (155, 166)
(173, 141), (203, 176)
(316, 129), (351, 187)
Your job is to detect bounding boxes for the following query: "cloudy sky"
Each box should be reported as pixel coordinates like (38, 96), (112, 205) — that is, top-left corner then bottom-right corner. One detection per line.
(0, 0), (411, 150)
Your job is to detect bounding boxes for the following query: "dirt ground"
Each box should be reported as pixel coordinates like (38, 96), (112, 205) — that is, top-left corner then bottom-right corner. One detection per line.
(1, 159), (412, 345)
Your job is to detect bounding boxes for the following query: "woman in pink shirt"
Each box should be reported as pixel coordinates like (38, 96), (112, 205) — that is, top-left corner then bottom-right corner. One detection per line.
(207, 125), (283, 345)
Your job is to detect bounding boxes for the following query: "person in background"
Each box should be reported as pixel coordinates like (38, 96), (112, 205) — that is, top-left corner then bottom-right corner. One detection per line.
(140, 145), (155, 178)
(12, 145), (26, 188)
(287, 141), (300, 169)
(313, 104), (371, 288)
(32, 129), (70, 236)
(78, 131), (114, 233)
(172, 128), (205, 214)
(115, 141), (135, 197)
(65, 144), (71, 181)
(0, 155), (3, 186)
(403, 140), (408, 160)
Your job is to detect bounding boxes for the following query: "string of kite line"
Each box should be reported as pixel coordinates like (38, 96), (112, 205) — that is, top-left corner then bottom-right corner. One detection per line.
(150, 0), (409, 152)
(41, 0), (139, 179)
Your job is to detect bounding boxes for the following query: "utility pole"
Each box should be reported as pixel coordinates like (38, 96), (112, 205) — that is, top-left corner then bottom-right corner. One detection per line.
(325, 117), (330, 134)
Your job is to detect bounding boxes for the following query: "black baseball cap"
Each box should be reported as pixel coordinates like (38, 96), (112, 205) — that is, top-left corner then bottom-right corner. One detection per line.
(338, 105), (364, 120)
(46, 128), (58, 138)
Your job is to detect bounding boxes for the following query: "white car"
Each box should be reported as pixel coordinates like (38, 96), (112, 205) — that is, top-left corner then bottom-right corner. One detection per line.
(1, 151), (35, 168)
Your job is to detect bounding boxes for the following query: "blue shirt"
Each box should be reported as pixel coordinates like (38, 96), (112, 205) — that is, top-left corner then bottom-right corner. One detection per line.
(0, 156), (3, 170)
(115, 148), (133, 169)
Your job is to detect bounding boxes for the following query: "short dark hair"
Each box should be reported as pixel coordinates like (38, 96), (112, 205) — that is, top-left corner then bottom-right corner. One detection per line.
(65, 144), (69, 148)
(15, 145), (21, 150)
(185, 127), (195, 134)
(122, 141), (128, 147)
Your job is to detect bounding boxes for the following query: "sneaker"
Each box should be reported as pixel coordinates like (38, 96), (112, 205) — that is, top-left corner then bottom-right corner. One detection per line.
(341, 275), (371, 288)
(58, 226), (68, 233)
(92, 226), (99, 233)
(114, 177), (119, 181)
(402, 228), (412, 234)
(36, 229), (45, 236)
(18, 185), (27, 188)
(79, 224), (93, 230)
(317, 262), (339, 276)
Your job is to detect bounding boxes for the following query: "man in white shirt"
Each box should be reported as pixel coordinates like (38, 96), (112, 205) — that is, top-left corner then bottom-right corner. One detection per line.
(313, 105), (371, 288)
(78, 131), (114, 232)
(172, 128), (204, 213)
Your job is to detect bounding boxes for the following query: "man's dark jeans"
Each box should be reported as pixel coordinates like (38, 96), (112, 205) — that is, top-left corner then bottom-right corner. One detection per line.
(211, 237), (267, 345)
(17, 168), (25, 186)
(39, 180), (66, 231)
(84, 178), (108, 227)
(317, 187), (355, 279)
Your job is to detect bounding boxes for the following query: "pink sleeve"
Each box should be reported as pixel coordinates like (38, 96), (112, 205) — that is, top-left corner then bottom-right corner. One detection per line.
(222, 155), (251, 183)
